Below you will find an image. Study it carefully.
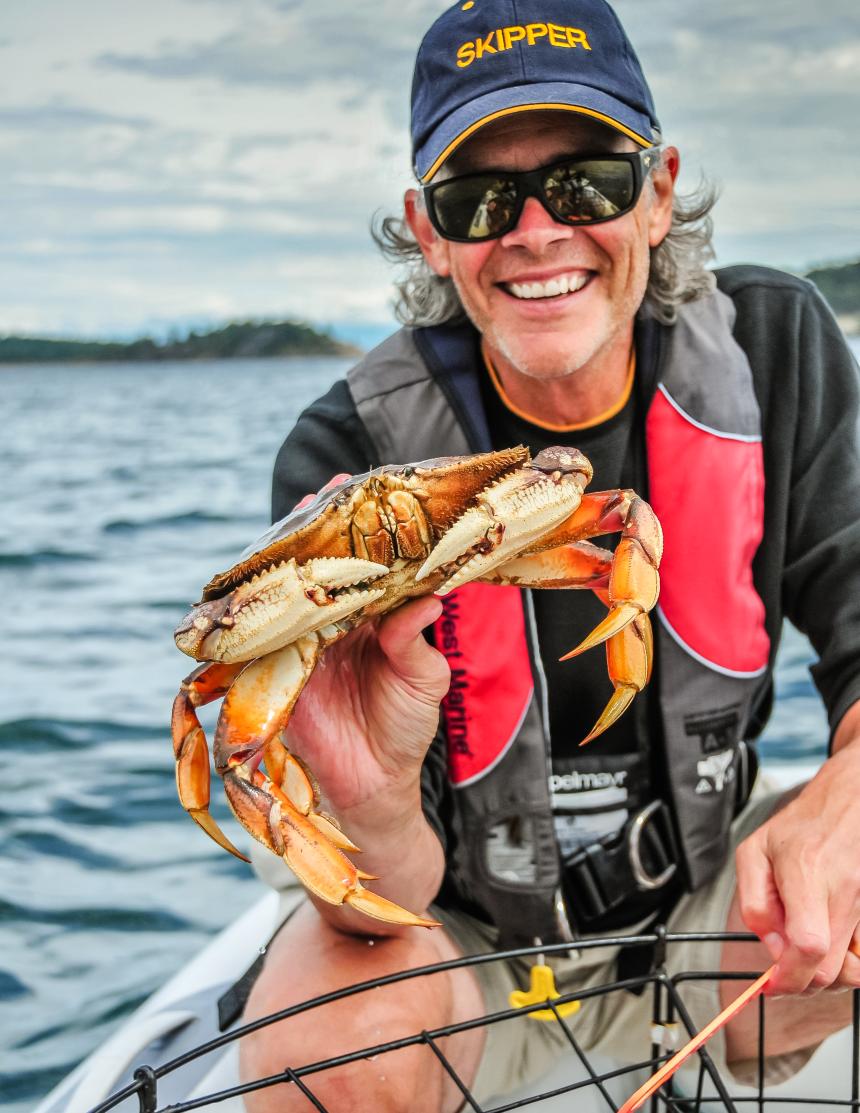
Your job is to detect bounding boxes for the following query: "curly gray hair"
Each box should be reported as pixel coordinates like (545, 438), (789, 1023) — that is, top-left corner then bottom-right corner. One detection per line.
(373, 173), (718, 328)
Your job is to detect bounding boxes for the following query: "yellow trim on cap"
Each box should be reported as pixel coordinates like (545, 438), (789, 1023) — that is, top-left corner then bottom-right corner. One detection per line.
(421, 103), (651, 182)
(482, 341), (636, 432)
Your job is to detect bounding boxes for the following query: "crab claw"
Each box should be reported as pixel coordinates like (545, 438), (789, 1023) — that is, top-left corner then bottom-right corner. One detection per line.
(560, 499), (661, 662)
(416, 459), (590, 594)
(581, 612), (653, 745)
(414, 504), (504, 584)
(175, 556), (389, 663)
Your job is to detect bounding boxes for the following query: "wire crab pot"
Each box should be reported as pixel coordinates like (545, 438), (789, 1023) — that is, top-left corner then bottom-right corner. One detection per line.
(88, 929), (860, 1113)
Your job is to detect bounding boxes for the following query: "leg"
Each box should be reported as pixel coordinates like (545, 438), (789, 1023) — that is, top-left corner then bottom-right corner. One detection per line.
(172, 659), (249, 859)
(239, 902), (487, 1113)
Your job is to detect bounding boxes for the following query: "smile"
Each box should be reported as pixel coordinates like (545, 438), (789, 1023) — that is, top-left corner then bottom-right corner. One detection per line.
(503, 272), (591, 300)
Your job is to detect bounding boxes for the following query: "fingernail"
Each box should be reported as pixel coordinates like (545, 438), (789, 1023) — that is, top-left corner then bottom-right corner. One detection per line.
(763, 932), (784, 961)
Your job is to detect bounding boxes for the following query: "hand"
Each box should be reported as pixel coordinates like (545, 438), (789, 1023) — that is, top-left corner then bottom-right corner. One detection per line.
(735, 736), (860, 995)
(285, 596), (450, 824)
(293, 473), (351, 512)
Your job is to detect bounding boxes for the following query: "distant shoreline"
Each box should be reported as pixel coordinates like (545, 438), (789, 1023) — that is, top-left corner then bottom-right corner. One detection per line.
(0, 319), (361, 364)
(2, 258), (858, 364)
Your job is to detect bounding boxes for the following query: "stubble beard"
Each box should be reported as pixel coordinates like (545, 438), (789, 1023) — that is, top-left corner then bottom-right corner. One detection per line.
(487, 324), (590, 384)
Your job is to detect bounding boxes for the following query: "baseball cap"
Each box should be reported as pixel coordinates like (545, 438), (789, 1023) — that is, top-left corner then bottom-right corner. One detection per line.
(411, 0), (661, 182)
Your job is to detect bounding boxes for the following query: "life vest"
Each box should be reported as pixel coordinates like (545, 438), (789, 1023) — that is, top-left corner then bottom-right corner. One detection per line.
(347, 286), (770, 947)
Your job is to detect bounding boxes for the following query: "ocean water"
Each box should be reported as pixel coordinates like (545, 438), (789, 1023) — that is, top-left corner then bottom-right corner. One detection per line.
(1, 346), (854, 1111)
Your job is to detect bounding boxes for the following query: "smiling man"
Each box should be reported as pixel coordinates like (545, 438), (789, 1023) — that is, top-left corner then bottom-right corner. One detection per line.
(238, 2), (860, 1110)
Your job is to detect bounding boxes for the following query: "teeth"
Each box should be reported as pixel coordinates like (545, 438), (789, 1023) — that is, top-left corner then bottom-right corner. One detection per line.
(507, 272), (588, 300)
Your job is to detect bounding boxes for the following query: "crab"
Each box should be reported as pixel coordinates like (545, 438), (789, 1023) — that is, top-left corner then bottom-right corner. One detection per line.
(171, 446), (662, 927)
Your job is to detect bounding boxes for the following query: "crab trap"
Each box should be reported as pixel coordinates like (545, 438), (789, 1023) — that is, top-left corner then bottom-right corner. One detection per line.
(82, 927), (860, 1113)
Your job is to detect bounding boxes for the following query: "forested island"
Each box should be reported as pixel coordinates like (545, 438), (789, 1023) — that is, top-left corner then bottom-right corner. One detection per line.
(0, 319), (359, 364)
(804, 260), (860, 334)
(1, 259), (858, 364)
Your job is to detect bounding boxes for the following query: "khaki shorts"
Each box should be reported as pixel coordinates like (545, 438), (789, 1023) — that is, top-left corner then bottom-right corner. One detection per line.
(439, 788), (815, 1104)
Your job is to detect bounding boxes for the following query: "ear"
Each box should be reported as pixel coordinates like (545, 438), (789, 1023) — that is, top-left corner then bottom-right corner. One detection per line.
(647, 145), (680, 249)
(404, 188), (452, 277)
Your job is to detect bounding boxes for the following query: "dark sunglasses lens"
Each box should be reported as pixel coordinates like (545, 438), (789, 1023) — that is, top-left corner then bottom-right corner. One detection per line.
(430, 176), (518, 240)
(543, 159), (636, 223)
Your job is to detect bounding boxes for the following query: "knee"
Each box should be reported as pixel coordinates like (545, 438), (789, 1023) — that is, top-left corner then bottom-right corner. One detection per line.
(237, 907), (467, 1112)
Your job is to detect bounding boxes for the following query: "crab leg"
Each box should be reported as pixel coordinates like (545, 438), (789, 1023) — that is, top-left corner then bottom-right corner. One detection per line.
(582, 593), (653, 744)
(530, 491), (662, 658)
(482, 543), (654, 742)
(171, 660), (250, 861)
(481, 539), (613, 591)
(212, 637), (439, 929)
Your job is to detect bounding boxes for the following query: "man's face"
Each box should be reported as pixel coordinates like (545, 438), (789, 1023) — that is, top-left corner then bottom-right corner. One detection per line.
(407, 114), (677, 384)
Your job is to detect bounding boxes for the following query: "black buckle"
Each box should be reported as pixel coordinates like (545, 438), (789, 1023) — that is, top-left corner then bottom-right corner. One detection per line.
(562, 800), (679, 924)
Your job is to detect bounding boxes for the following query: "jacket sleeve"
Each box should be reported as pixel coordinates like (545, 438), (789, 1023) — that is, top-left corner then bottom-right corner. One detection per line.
(271, 379), (377, 521)
(724, 267), (860, 741)
(782, 289), (860, 736)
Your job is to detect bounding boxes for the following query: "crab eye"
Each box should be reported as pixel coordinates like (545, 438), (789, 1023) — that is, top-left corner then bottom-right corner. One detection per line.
(403, 466), (414, 478)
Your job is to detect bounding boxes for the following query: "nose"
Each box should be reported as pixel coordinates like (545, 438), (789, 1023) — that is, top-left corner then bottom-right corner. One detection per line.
(499, 196), (575, 251)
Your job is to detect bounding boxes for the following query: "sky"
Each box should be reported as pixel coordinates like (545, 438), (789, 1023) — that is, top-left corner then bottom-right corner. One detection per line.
(2, 0), (858, 345)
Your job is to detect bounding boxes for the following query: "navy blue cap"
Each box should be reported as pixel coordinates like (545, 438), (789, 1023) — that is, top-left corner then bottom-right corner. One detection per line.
(411, 0), (661, 181)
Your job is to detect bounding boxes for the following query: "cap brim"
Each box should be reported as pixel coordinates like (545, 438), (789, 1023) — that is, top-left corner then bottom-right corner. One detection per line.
(415, 82), (656, 182)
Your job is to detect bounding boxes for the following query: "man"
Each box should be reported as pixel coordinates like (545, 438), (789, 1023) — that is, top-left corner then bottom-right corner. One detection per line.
(239, 2), (860, 1109)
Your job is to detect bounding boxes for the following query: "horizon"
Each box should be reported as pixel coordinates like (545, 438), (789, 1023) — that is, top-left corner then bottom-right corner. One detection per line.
(3, 1), (858, 342)
(3, 257), (858, 355)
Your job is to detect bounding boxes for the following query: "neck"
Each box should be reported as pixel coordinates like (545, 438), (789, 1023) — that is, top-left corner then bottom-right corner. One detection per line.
(483, 329), (635, 428)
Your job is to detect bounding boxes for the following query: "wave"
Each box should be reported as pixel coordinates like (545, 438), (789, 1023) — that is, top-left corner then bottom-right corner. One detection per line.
(0, 969), (28, 1001)
(0, 549), (94, 568)
(13, 992), (151, 1050)
(0, 1063), (78, 1105)
(0, 896), (193, 933)
(9, 831), (121, 871)
(102, 510), (258, 534)
(0, 718), (163, 750)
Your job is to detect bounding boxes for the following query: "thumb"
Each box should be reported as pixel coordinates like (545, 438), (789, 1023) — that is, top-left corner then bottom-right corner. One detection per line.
(377, 597), (449, 698)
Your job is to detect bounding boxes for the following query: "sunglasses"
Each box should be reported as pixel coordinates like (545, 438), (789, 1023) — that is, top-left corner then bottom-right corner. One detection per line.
(422, 148), (662, 243)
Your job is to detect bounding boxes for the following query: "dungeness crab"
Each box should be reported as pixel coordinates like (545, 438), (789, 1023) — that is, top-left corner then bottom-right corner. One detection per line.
(172, 446), (662, 927)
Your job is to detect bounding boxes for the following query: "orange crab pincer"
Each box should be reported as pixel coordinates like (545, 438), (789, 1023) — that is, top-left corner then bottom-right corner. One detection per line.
(171, 446), (662, 927)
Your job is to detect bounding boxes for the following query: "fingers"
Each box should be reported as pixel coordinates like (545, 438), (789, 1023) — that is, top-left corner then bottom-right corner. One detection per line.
(838, 927), (860, 988)
(735, 831), (785, 960)
(293, 473), (352, 511)
(376, 597), (450, 702)
(736, 819), (860, 995)
(774, 861), (832, 994)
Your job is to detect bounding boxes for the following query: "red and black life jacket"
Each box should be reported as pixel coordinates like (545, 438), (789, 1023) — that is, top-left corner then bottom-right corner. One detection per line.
(347, 287), (769, 947)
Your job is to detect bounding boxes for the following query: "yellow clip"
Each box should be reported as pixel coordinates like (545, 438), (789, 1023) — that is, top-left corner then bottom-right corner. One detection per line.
(509, 963), (581, 1022)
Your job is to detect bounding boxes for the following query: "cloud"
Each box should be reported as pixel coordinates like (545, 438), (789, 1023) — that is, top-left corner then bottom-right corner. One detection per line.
(97, 4), (424, 92)
(1, 0), (858, 337)
(0, 103), (152, 130)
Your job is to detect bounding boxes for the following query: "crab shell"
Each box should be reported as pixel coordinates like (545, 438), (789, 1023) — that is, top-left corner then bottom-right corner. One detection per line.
(175, 445), (595, 666)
